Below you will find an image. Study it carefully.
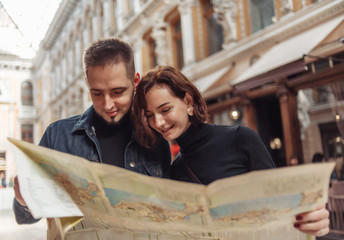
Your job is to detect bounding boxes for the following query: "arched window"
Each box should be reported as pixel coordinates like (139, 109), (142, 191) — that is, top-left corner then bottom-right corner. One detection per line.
(21, 81), (33, 106)
(21, 124), (33, 143)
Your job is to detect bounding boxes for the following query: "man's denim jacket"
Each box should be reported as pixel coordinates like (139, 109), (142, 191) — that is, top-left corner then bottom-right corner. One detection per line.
(13, 106), (171, 224)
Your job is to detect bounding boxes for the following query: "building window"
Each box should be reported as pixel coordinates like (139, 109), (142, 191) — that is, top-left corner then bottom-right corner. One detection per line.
(201, 0), (223, 57)
(143, 31), (158, 71)
(171, 15), (184, 69)
(250, 0), (275, 33)
(319, 122), (343, 173)
(312, 86), (330, 105)
(21, 124), (33, 143)
(0, 152), (6, 171)
(21, 81), (33, 106)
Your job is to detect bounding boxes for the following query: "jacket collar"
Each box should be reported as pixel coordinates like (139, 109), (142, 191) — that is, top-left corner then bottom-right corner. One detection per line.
(72, 106), (95, 133)
(71, 106), (136, 141)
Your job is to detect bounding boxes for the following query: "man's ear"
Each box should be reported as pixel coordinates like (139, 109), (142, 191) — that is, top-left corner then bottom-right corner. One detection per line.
(184, 92), (194, 107)
(134, 72), (140, 90)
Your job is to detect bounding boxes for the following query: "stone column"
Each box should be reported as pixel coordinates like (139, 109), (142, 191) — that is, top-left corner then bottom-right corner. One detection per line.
(116, 0), (126, 30)
(75, 38), (80, 70)
(92, 14), (98, 41)
(133, 0), (141, 13)
(277, 86), (303, 165)
(177, 0), (197, 65)
(102, 0), (111, 37)
(61, 57), (67, 88)
(9, 103), (14, 137)
(133, 37), (145, 75)
(68, 46), (73, 79)
(83, 27), (89, 50)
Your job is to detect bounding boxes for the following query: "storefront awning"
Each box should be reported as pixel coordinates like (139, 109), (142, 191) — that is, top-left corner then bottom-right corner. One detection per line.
(193, 65), (232, 93)
(232, 15), (344, 91)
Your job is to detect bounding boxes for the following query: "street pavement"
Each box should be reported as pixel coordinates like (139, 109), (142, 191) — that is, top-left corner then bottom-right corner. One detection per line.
(0, 188), (47, 240)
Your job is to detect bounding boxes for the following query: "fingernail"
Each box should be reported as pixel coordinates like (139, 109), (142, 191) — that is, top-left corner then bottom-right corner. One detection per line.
(294, 223), (300, 228)
(296, 216), (303, 221)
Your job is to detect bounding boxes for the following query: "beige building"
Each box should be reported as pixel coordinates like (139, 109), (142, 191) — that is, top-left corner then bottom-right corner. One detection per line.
(0, 2), (35, 186)
(4, 0), (344, 180)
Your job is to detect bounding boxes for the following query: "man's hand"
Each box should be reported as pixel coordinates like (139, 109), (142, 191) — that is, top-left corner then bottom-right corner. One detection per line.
(13, 176), (27, 207)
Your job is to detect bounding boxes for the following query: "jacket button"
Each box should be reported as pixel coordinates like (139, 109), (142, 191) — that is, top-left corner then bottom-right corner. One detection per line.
(129, 162), (135, 168)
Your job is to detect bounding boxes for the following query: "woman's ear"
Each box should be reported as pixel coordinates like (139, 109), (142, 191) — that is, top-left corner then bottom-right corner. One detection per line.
(134, 72), (140, 90)
(184, 92), (194, 107)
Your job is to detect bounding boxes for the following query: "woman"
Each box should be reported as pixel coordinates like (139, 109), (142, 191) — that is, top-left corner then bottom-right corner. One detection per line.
(132, 65), (329, 236)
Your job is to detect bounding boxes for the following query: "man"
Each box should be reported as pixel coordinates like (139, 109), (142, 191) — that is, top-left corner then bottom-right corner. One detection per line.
(13, 38), (171, 228)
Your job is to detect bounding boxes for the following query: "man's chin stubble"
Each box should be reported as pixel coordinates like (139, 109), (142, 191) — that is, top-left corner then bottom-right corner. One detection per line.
(98, 113), (119, 126)
(107, 116), (118, 126)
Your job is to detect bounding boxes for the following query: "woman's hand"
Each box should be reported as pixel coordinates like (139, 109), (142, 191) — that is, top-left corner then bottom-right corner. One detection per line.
(294, 203), (330, 236)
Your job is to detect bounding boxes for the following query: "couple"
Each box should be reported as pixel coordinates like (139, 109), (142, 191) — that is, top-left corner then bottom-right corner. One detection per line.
(13, 38), (329, 237)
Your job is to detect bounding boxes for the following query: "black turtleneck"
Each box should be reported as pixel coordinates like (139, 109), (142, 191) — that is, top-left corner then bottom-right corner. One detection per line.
(171, 123), (276, 185)
(92, 113), (132, 167)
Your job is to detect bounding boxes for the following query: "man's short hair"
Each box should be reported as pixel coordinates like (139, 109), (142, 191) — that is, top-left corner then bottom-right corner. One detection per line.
(83, 38), (135, 81)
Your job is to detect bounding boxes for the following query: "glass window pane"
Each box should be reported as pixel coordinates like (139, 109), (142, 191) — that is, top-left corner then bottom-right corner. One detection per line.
(173, 18), (184, 69)
(21, 81), (33, 106)
(203, 0), (223, 57)
(250, 0), (275, 33)
(207, 12), (223, 55)
(21, 124), (33, 143)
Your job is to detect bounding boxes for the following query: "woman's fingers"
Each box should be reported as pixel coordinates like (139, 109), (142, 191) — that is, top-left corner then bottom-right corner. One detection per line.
(294, 204), (330, 236)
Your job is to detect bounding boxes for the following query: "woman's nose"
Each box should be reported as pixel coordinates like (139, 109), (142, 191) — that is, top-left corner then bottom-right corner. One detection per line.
(155, 114), (165, 128)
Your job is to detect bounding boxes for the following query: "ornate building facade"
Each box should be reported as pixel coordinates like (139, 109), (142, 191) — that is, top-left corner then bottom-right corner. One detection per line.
(28, 0), (344, 171)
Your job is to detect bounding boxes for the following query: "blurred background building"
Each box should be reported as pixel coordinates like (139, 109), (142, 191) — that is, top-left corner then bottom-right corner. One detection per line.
(0, 2), (35, 187)
(1, 0), (344, 186)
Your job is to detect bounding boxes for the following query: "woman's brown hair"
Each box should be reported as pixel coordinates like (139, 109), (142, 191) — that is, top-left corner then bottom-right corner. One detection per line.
(132, 65), (207, 148)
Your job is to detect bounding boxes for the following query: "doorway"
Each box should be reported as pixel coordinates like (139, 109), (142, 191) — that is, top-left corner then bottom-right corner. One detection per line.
(253, 95), (286, 167)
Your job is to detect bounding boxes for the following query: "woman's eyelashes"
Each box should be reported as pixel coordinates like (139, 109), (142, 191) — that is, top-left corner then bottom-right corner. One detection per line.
(145, 107), (172, 119)
(162, 107), (171, 113)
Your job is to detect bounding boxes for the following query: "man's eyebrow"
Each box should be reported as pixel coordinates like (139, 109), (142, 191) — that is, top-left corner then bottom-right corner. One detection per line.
(90, 87), (126, 91)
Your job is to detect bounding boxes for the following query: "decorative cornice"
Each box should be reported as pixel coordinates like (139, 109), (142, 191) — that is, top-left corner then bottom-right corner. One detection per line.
(117, 0), (175, 37)
(40, 0), (79, 51)
(33, 0), (79, 69)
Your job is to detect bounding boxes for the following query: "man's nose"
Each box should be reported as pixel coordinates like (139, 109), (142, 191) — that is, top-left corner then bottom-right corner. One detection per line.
(104, 94), (114, 110)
